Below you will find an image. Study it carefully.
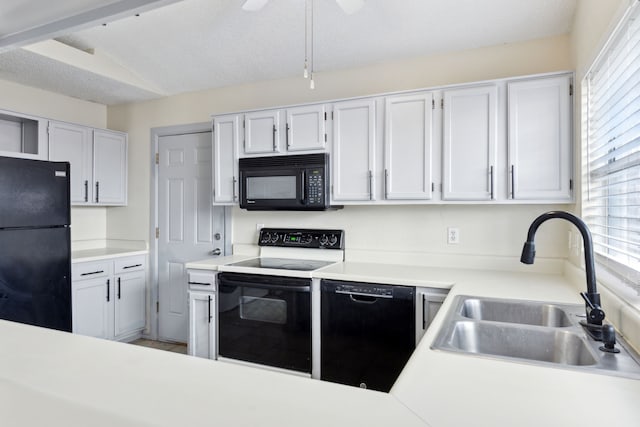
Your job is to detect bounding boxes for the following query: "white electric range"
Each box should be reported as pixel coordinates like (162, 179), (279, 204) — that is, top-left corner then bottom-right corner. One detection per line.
(216, 228), (345, 377)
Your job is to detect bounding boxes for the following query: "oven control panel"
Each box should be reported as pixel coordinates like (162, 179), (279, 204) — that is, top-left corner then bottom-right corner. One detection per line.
(258, 228), (344, 249)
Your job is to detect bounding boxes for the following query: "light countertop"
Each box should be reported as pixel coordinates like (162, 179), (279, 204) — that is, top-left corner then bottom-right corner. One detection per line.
(71, 247), (148, 263)
(3, 259), (640, 426)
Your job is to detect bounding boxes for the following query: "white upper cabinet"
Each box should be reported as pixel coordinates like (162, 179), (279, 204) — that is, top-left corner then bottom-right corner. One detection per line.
(286, 104), (327, 152)
(49, 122), (93, 204)
(384, 92), (434, 200)
(442, 85), (498, 201)
(93, 129), (127, 205)
(243, 109), (282, 155)
(212, 114), (240, 204)
(0, 110), (48, 160)
(331, 99), (376, 202)
(49, 122), (127, 206)
(508, 75), (573, 201)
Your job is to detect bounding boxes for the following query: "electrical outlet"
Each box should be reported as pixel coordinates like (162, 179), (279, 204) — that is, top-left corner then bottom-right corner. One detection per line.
(447, 227), (460, 244)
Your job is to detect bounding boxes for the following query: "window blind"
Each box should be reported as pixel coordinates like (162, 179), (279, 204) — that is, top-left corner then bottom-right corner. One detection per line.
(584, 2), (640, 275)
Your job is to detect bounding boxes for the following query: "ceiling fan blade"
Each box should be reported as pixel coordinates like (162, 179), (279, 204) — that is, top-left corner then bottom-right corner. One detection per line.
(242, 0), (270, 12)
(335, 0), (364, 14)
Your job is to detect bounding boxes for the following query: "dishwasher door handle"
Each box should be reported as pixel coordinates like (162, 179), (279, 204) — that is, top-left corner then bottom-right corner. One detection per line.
(348, 294), (380, 304)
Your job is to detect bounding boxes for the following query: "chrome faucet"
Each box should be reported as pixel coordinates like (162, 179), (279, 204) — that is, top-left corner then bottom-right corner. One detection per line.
(520, 211), (616, 349)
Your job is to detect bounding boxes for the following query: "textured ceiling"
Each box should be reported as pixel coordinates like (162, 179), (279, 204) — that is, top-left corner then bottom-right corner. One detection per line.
(0, 0), (578, 106)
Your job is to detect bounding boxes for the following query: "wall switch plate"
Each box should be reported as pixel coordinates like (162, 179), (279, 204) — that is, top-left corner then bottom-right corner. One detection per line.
(447, 227), (460, 244)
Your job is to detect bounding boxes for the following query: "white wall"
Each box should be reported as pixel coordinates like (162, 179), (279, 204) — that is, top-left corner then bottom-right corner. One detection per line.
(0, 79), (108, 242)
(107, 34), (573, 262)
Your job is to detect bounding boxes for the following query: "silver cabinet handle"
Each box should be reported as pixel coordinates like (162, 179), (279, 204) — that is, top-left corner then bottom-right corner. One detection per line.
(272, 124), (277, 151)
(84, 180), (89, 202)
(286, 123), (290, 149)
(232, 176), (237, 202)
(368, 170), (373, 201)
(210, 248), (221, 256)
(208, 295), (213, 324)
(510, 165), (515, 199)
(95, 181), (100, 203)
(384, 169), (389, 199)
(489, 165), (494, 200)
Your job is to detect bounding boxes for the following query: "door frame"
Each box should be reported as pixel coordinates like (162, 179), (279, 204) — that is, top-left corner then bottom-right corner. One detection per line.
(149, 122), (231, 340)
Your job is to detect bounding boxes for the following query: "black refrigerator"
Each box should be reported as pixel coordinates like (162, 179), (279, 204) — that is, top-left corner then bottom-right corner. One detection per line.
(0, 156), (72, 332)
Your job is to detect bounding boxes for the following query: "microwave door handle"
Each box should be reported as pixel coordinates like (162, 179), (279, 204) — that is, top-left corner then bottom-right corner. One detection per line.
(300, 171), (306, 205)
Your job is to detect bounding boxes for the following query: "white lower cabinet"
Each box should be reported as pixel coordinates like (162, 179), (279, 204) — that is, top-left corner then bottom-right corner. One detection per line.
(187, 269), (217, 359)
(72, 255), (147, 341)
(188, 291), (216, 359)
(415, 287), (448, 345)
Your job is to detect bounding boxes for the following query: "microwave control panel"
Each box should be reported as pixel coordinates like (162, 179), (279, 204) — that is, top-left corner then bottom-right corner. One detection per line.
(306, 167), (325, 206)
(259, 228), (345, 249)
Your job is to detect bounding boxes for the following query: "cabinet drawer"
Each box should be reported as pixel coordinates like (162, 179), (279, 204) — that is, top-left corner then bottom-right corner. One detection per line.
(73, 260), (112, 281)
(187, 270), (216, 291)
(114, 255), (146, 274)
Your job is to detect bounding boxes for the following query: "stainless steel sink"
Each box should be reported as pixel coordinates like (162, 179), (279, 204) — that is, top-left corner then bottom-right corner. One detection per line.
(459, 298), (572, 327)
(432, 295), (640, 379)
(444, 321), (596, 365)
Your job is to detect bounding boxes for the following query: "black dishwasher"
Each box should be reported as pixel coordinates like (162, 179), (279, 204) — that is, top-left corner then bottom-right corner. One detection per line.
(320, 279), (415, 392)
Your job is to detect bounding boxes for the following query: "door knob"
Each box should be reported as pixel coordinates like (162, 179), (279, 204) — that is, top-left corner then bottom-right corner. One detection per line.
(214, 233), (221, 240)
(210, 248), (222, 256)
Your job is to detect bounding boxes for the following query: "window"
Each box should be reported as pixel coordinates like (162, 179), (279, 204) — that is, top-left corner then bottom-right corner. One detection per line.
(583, 2), (640, 293)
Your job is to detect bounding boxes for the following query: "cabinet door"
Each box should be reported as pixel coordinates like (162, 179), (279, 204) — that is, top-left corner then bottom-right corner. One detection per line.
(72, 277), (111, 339)
(332, 99), (376, 202)
(243, 110), (281, 155)
(508, 75), (572, 200)
(384, 93), (434, 200)
(415, 287), (448, 345)
(188, 291), (216, 359)
(48, 121), (92, 204)
(286, 104), (326, 152)
(114, 271), (146, 338)
(442, 85), (498, 200)
(212, 115), (239, 204)
(93, 129), (128, 205)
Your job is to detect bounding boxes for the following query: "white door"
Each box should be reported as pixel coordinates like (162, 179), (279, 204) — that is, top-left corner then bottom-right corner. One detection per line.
(286, 104), (327, 152)
(332, 99), (376, 202)
(72, 276), (111, 339)
(158, 131), (225, 343)
(384, 93), (434, 200)
(93, 129), (128, 205)
(114, 271), (146, 338)
(243, 110), (281, 155)
(48, 121), (92, 204)
(212, 115), (239, 204)
(508, 75), (573, 200)
(188, 291), (216, 359)
(442, 85), (498, 200)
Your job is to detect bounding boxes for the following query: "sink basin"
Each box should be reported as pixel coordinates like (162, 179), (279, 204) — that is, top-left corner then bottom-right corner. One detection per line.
(459, 298), (572, 327)
(431, 295), (640, 379)
(444, 321), (597, 366)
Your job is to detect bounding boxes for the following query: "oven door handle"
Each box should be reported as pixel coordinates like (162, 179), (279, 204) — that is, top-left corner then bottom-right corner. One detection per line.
(219, 278), (310, 292)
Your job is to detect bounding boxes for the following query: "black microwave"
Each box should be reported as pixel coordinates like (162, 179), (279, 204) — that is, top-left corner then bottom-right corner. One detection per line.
(239, 153), (341, 211)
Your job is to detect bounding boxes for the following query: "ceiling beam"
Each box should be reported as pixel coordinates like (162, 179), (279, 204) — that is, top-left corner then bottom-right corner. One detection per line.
(0, 0), (183, 54)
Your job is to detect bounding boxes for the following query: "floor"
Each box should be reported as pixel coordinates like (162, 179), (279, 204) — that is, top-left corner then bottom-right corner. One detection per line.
(130, 338), (188, 355)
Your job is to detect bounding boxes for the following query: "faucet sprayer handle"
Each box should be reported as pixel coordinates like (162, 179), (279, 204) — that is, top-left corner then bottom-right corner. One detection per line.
(580, 292), (605, 324)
